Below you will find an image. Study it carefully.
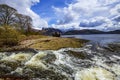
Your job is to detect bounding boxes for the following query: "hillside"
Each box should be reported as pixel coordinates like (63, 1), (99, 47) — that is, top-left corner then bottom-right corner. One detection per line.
(63, 29), (120, 35)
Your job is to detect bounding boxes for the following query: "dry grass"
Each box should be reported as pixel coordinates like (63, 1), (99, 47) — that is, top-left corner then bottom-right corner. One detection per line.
(0, 36), (88, 51)
(28, 37), (88, 50)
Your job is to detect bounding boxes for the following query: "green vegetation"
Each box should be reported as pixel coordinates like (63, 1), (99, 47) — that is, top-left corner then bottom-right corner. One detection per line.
(0, 26), (22, 46)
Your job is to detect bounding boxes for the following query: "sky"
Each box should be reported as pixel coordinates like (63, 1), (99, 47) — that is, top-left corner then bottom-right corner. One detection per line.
(0, 0), (120, 31)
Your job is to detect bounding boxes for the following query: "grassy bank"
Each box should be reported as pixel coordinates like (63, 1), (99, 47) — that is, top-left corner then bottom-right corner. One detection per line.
(0, 35), (88, 52)
(28, 37), (88, 50)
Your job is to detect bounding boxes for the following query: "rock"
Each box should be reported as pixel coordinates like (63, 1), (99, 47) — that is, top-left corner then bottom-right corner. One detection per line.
(105, 43), (120, 52)
(65, 50), (92, 59)
(41, 53), (56, 63)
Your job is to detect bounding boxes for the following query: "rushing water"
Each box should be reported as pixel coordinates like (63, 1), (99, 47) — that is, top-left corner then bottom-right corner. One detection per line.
(0, 34), (120, 80)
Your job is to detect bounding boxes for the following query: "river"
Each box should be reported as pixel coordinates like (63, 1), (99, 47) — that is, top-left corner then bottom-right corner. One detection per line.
(0, 34), (120, 80)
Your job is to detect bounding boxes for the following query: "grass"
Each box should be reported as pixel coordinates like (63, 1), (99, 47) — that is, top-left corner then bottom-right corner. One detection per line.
(27, 37), (88, 50)
(0, 35), (88, 51)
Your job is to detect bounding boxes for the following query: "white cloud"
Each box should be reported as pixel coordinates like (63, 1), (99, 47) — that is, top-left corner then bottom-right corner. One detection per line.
(0, 0), (48, 29)
(79, 16), (120, 31)
(53, 0), (109, 23)
(51, 22), (80, 31)
(52, 0), (120, 31)
(52, 16), (117, 31)
(110, 4), (120, 16)
(79, 17), (109, 27)
(0, 0), (120, 31)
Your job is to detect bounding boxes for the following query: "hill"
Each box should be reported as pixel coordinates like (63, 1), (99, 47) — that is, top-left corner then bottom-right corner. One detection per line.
(63, 29), (120, 35)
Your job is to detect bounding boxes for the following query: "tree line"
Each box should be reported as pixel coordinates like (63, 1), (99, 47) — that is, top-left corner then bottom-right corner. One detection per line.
(0, 4), (32, 33)
(0, 4), (38, 47)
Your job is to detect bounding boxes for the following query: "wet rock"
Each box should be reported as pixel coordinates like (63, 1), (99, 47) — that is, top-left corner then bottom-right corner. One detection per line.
(105, 43), (120, 52)
(71, 60), (93, 68)
(0, 64), (12, 75)
(57, 65), (74, 75)
(0, 73), (29, 80)
(0, 60), (20, 70)
(23, 68), (35, 78)
(41, 54), (56, 63)
(33, 69), (69, 80)
(31, 78), (41, 80)
(22, 65), (69, 80)
(65, 50), (92, 59)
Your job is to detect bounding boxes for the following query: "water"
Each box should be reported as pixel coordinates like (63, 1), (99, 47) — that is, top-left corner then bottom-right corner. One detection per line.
(0, 34), (120, 80)
(62, 34), (120, 44)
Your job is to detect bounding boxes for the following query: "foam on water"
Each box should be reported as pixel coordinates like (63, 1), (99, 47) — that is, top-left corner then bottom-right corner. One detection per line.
(111, 64), (120, 76)
(92, 55), (120, 76)
(0, 43), (120, 80)
(25, 52), (47, 69)
(13, 67), (23, 75)
(75, 67), (115, 80)
(1, 53), (32, 62)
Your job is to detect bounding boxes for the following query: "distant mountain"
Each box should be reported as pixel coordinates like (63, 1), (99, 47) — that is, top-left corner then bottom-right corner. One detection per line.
(63, 29), (120, 35)
(64, 29), (105, 35)
(41, 28), (62, 36)
(107, 30), (120, 34)
(31, 28), (120, 35)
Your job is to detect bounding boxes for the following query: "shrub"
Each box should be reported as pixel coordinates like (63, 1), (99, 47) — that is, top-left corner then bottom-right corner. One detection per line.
(0, 26), (21, 46)
(52, 32), (61, 37)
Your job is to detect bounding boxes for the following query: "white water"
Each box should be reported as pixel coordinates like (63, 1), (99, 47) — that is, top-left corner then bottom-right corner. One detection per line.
(0, 34), (120, 80)
(0, 44), (120, 80)
(25, 52), (47, 69)
(75, 67), (115, 80)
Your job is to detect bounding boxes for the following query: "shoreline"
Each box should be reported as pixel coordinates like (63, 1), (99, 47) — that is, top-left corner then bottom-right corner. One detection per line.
(0, 36), (89, 52)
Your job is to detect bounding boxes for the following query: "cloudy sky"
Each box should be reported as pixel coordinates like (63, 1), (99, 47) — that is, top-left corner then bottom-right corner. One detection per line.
(0, 0), (120, 31)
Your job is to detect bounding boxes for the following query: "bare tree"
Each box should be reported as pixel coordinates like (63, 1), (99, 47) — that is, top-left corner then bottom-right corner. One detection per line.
(0, 4), (17, 26)
(0, 4), (33, 35)
(16, 13), (32, 32)
(25, 15), (32, 32)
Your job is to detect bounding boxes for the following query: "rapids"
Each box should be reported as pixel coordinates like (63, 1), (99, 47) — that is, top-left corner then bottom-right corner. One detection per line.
(0, 42), (120, 80)
(0, 34), (120, 80)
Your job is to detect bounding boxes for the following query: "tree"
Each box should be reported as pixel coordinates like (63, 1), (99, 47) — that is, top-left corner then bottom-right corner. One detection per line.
(0, 4), (17, 26)
(25, 15), (32, 33)
(15, 13), (32, 34)
(52, 32), (61, 37)
(0, 4), (33, 35)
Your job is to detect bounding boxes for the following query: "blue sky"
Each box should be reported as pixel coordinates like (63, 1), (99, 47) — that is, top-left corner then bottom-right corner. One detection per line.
(31, 0), (72, 25)
(0, 0), (120, 31)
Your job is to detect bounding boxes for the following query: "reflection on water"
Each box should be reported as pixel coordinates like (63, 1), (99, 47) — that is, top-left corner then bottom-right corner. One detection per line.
(0, 34), (120, 80)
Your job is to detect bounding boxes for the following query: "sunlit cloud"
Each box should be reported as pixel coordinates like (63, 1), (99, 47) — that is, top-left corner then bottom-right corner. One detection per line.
(52, 0), (120, 31)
